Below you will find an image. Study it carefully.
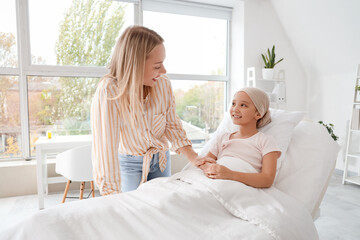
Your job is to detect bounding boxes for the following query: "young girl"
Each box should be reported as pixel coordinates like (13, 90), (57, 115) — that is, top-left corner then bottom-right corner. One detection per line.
(199, 87), (281, 188)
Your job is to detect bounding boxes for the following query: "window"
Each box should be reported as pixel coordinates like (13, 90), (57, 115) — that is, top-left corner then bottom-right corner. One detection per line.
(172, 80), (225, 148)
(143, 1), (230, 148)
(0, 1), (20, 159)
(28, 76), (99, 157)
(0, 0), (231, 161)
(143, 11), (227, 75)
(0, 1), (17, 68)
(0, 76), (21, 159)
(29, 0), (134, 66)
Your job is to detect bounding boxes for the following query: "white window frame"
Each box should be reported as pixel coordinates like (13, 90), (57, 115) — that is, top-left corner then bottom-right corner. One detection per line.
(0, 0), (232, 161)
(142, 0), (232, 128)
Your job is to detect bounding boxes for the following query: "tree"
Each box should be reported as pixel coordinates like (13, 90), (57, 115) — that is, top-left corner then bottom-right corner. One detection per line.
(0, 33), (20, 159)
(55, 0), (125, 66)
(0, 32), (17, 68)
(5, 136), (20, 156)
(52, 0), (125, 133)
(174, 82), (224, 132)
(0, 33), (18, 127)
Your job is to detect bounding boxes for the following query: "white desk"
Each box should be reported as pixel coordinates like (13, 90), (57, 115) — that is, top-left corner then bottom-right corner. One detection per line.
(35, 135), (92, 209)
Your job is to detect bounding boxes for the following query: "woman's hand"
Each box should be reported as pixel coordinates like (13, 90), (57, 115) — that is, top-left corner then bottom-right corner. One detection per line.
(198, 162), (213, 171)
(192, 156), (216, 168)
(204, 163), (234, 180)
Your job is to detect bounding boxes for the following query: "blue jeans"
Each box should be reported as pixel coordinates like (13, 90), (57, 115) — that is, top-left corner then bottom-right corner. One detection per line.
(118, 150), (171, 192)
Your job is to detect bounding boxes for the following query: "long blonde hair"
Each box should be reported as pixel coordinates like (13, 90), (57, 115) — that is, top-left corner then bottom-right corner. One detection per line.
(104, 25), (164, 123)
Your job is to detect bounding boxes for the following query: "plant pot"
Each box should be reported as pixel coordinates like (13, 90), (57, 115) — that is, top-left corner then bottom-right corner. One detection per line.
(262, 68), (274, 80)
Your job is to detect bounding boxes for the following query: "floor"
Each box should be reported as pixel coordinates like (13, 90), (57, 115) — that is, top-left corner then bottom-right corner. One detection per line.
(315, 172), (360, 239)
(0, 172), (359, 239)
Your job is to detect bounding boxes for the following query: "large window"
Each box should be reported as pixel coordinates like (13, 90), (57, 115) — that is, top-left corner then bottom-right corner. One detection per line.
(28, 76), (99, 156)
(0, 1), (17, 68)
(0, 0), (231, 161)
(144, 11), (227, 76)
(143, 2), (230, 147)
(172, 80), (225, 148)
(0, 1), (20, 160)
(29, 0), (133, 66)
(0, 76), (21, 159)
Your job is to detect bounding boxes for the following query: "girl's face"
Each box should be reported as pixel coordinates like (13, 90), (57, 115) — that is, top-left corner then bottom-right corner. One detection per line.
(230, 91), (261, 126)
(143, 43), (167, 87)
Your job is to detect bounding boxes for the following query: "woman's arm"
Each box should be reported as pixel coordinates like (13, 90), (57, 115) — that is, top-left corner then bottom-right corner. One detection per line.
(178, 146), (216, 167)
(198, 152), (217, 170)
(204, 151), (279, 188)
(91, 82), (122, 195)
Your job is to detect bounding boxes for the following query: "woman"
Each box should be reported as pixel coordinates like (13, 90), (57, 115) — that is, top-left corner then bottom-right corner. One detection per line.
(91, 26), (214, 195)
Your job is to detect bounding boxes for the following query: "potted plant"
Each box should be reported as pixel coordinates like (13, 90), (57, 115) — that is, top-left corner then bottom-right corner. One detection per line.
(318, 121), (339, 141)
(261, 45), (284, 80)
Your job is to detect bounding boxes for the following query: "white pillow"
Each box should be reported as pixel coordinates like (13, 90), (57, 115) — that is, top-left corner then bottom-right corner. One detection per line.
(274, 121), (340, 216)
(198, 108), (305, 172)
(259, 109), (305, 171)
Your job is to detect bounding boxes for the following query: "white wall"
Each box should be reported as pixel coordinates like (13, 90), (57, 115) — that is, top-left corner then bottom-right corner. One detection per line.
(231, 0), (307, 111)
(230, 1), (245, 98)
(232, 0), (360, 171)
(0, 154), (189, 198)
(270, 0), (360, 171)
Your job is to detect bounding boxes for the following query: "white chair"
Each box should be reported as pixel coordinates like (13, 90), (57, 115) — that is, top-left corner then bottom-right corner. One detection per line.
(55, 144), (95, 203)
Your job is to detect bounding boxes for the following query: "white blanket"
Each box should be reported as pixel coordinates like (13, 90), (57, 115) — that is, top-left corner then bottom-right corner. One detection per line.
(1, 158), (318, 240)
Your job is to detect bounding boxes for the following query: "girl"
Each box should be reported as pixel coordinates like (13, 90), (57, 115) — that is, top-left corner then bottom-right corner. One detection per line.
(199, 87), (281, 188)
(91, 26), (214, 195)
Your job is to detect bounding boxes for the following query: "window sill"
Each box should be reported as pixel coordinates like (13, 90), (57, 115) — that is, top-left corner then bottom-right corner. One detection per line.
(0, 160), (36, 168)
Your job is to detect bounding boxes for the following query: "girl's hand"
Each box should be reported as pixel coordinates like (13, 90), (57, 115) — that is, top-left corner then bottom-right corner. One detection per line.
(204, 164), (233, 180)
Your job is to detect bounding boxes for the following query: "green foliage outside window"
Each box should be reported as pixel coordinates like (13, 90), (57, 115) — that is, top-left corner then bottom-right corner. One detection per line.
(53, 0), (126, 134)
(174, 82), (224, 133)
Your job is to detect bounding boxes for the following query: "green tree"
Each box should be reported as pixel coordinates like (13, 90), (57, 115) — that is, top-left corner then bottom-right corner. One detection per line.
(174, 82), (224, 132)
(52, 0), (125, 133)
(55, 0), (125, 66)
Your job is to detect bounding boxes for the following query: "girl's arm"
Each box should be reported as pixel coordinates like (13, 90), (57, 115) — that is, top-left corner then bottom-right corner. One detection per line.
(204, 151), (279, 188)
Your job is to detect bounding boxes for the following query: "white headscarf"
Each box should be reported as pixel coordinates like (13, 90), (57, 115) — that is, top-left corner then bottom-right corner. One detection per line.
(184, 87), (272, 161)
(238, 87), (271, 128)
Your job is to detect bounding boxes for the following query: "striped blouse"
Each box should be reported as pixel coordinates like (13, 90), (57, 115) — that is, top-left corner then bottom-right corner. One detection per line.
(91, 75), (192, 195)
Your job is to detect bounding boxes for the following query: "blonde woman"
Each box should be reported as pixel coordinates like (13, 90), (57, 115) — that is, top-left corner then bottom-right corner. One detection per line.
(91, 26), (214, 195)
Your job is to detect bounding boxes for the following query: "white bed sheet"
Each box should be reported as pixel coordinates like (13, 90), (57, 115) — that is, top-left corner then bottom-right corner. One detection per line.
(1, 119), (338, 240)
(1, 161), (318, 240)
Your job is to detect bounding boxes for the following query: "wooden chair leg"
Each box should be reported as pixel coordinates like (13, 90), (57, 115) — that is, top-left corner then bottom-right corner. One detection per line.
(80, 182), (85, 200)
(90, 181), (95, 198)
(62, 180), (71, 203)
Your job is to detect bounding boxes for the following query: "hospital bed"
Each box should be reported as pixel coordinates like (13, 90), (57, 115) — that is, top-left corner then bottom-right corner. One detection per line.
(0, 109), (340, 240)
